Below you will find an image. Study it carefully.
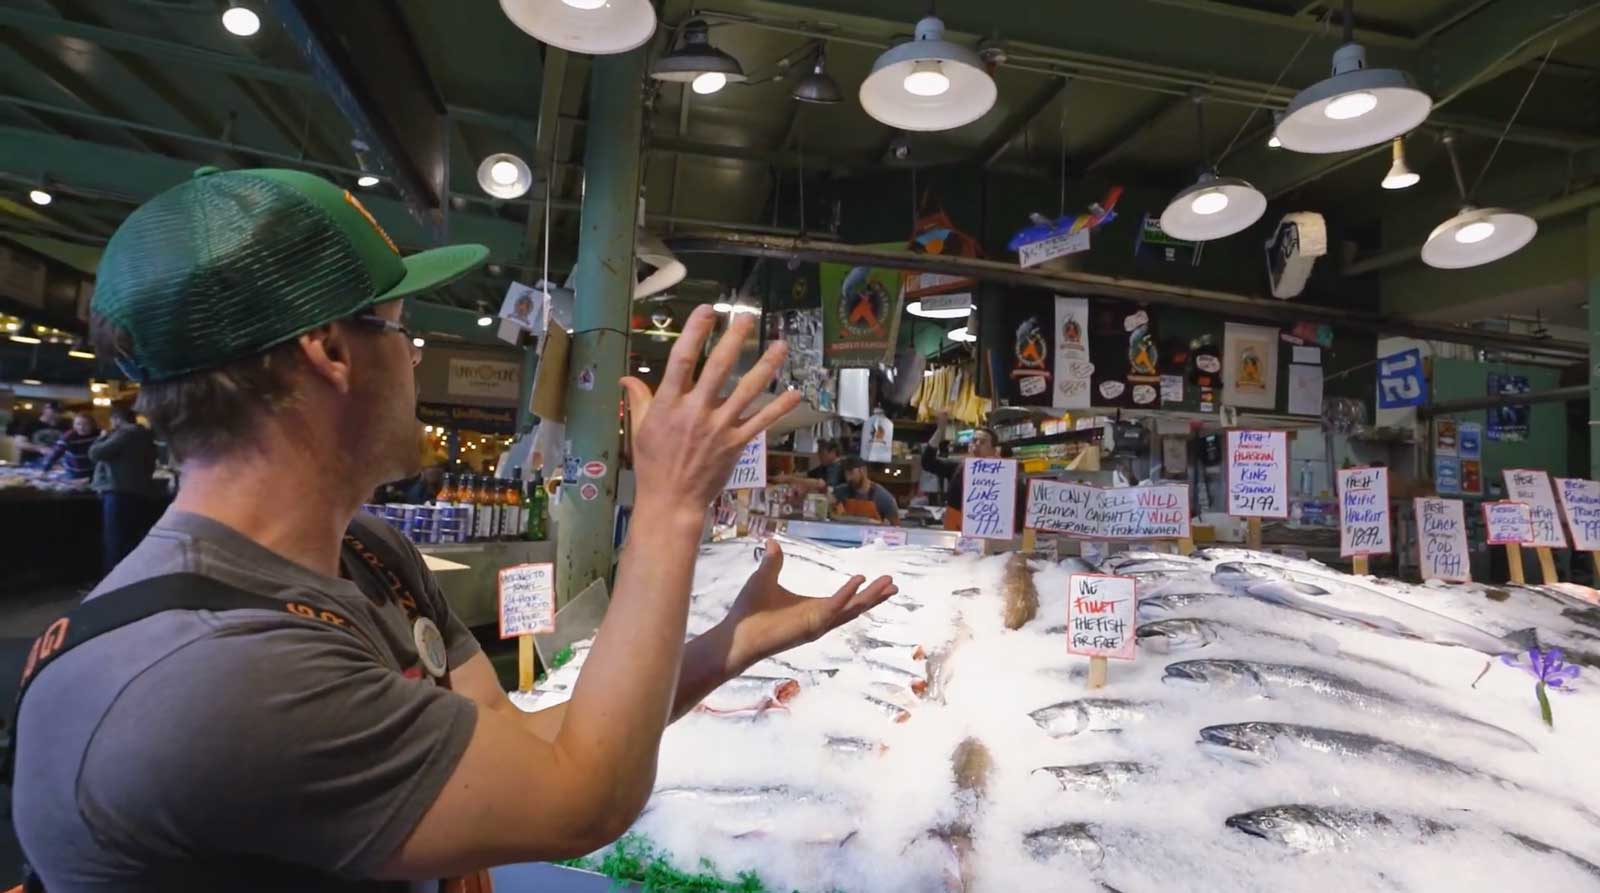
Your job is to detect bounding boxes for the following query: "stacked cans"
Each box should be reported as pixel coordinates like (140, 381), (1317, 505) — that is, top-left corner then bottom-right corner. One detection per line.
(374, 503), (458, 545)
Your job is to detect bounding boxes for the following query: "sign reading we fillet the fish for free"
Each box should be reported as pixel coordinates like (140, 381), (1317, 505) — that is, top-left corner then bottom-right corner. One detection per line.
(1554, 478), (1600, 551)
(1025, 480), (1190, 540)
(1226, 430), (1289, 518)
(962, 457), (1018, 540)
(1336, 467), (1391, 557)
(1502, 469), (1568, 549)
(1066, 573), (1137, 661)
(1414, 498), (1470, 583)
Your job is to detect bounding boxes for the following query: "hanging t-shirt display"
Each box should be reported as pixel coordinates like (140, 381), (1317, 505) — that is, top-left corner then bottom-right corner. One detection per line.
(1088, 300), (1160, 408)
(994, 288), (1057, 406)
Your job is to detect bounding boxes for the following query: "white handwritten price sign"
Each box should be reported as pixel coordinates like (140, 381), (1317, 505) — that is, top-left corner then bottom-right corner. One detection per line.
(725, 431), (767, 491)
(1555, 478), (1600, 550)
(1482, 501), (1533, 545)
(1226, 430), (1289, 518)
(1414, 498), (1470, 583)
(1502, 469), (1569, 548)
(1025, 479), (1099, 536)
(1336, 467), (1391, 557)
(953, 535), (986, 555)
(1066, 573), (1137, 661)
(862, 527), (909, 547)
(962, 457), (1018, 540)
(499, 562), (556, 638)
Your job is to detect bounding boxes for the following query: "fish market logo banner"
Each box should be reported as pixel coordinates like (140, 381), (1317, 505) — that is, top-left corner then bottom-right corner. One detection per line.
(1414, 497), (1469, 583)
(1026, 480), (1190, 540)
(1011, 315), (1050, 397)
(1555, 477), (1600, 550)
(1066, 573), (1136, 660)
(447, 358), (520, 401)
(1502, 469), (1568, 548)
(1376, 348), (1426, 409)
(820, 259), (904, 367)
(1226, 430), (1289, 518)
(1336, 466), (1391, 557)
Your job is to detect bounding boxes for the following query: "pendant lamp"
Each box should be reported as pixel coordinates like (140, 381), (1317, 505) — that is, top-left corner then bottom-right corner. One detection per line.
(477, 153), (533, 199)
(1273, 1), (1431, 154)
(651, 20), (746, 95)
(1159, 101), (1266, 242)
(793, 48), (843, 105)
(860, 13), (995, 132)
(1380, 136), (1419, 189)
(1421, 135), (1535, 269)
(499, 0), (656, 56)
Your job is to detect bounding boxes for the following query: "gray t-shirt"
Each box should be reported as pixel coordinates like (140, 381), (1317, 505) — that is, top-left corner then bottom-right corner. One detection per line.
(13, 509), (482, 892)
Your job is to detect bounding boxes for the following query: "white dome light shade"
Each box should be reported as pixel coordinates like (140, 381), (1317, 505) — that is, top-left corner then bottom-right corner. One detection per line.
(947, 326), (976, 342)
(1275, 43), (1431, 154)
(651, 20), (745, 86)
(1159, 173), (1266, 242)
(1421, 207), (1537, 269)
(499, 0), (656, 55)
(907, 298), (973, 319)
(860, 16), (996, 132)
(477, 153), (532, 199)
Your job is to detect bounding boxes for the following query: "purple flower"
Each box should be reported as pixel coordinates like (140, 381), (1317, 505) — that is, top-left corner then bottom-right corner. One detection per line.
(1501, 647), (1581, 691)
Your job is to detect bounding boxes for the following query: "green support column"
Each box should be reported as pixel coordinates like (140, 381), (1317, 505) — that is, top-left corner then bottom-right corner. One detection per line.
(1589, 207), (1600, 479)
(555, 47), (643, 606)
(515, 335), (539, 435)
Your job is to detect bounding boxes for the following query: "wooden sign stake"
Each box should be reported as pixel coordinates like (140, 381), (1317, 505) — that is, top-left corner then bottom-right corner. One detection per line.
(1351, 555), (1369, 575)
(1246, 517), (1263, 549)
(1176, 537), (1195, 556)
(1535, 547), (1558, 584)
(1591, 551), (1600, 581)
(1087, 656), (1108, 690)
(1021, 527), (1038, 553)
(517, 636), (535, 693)
(1506, 544), (1525, 584)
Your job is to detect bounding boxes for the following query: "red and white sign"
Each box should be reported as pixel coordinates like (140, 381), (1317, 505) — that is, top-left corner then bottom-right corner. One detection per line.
(1482, 501), (1533, 546)
(579, 482), (600, 501)
(1502, 469), (1568, 549)
(862, 527), (909, 547)
(1066, 573), (1137, 661)
(1336, 466), (1391, 557)
(583, 461), (607, 479)
(1226, 430), (1290, 518)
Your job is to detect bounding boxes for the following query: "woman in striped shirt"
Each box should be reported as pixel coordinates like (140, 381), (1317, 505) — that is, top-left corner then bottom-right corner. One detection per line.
(42, 413), (99, 479)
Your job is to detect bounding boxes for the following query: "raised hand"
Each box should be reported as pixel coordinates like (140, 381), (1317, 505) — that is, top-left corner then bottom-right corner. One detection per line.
(722, 539), (897, 669)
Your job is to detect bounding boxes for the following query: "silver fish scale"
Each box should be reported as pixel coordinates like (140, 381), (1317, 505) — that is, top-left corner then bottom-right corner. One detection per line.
(1029, 699), (1153, 737)
(1226, 804), (1450, 852)
(1023, 822), (1106, 867)
(1034, 762), (1150, 794)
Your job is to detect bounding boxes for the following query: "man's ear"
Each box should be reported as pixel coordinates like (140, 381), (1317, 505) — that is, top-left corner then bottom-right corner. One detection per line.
(298, 324), (354, 395)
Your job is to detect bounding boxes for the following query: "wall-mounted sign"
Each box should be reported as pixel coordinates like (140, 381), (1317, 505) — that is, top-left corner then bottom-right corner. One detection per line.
(447, 357), (520, 401)
(1376, 348), (1426, 409)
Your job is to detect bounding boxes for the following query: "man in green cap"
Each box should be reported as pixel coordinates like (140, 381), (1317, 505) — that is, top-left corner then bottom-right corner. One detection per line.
(10, 168), (897, 890)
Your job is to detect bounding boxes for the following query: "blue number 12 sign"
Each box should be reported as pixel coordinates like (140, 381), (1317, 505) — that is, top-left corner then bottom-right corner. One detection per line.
(1376, 348), (1427, 409)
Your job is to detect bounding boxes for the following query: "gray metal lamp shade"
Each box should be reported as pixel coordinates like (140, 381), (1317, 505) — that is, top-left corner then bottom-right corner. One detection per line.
(1158, 173), (1266, 242)
(1421, 207), (1537, 269)
(859, 15), (995, 132)
(793, 58), (842, 104)
(498, 0), (656, 55)
(651, 20), (746, 84)
(1274, 43), (1431, 154)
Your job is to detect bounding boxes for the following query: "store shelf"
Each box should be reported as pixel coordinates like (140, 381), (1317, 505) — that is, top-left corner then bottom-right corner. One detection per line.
(1003, 428), (1106, 449)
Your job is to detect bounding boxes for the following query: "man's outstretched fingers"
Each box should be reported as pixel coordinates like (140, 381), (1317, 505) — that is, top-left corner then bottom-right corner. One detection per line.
(717, 340), (789, 426)
(659, 305), (716, 398)
(733, 389), (804, 445)
(695, 313), (756, 403)
(619, 377), (653, 435)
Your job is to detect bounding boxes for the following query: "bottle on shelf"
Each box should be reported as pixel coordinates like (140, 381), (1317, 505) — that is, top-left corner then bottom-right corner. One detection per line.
(525, 471), (547, 541)
(476, 475), (499, 541)
(451, 474), (476, 542)
(503, 467), (525, 539)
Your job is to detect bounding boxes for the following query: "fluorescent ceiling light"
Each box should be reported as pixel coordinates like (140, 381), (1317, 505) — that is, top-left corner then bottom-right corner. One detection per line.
(651, 20), (745, 90)
(9, 335), (41, 344)
(907, 298), (972, 319)
(1421, 207), (1536, 269)
(1274, 42), (1431, 154)
(1380, 136), (1419, 189)
(1159, 172), (1265, 242)
(498, 0), (656, 55)
(476, 315), (494, 327)
(222, 4), (260, 37)
(476, 153), (532, 199)
(68, 349), (95, 360)
(859, 15), (995, 132)
(21, 378), (42, 385)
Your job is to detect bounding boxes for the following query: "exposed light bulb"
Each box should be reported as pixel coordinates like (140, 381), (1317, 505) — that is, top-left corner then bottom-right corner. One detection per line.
(1267, 134), (1282, 149)
(903, 60), (951, 97)
(1455, 221), (1496, 244)
(221, 5), (260, 36)
(638, 364), (652, 373)
(1324, 91), (1378, 120)
(1190, 190), (1229, 215)
(424, 425), (434, 433)
(411, 336), (426, 348)
(356, 174), (380, 188)
(1381, 170), (1419, 190)
(489, 160), (520, 186)
(476, 315), (493, 327)
(691, 71), (727, 94)
(28, 189), (51, 206)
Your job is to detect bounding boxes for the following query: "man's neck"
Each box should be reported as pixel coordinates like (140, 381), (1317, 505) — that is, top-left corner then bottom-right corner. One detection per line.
(172, 443), (368, 579)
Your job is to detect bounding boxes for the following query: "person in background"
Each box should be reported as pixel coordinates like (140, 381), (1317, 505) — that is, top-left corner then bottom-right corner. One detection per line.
(779, 438), (843, 494)
(90, 405), (162, 571)
(41, 413), (98, 479)
(921, 411), (1002, 531)
(831, 455), (901, 526)
(9, 400), (68, 463)
(404, 463), (446, 503)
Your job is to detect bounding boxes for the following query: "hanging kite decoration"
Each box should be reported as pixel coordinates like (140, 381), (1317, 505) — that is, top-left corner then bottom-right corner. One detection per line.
(1009, 186), (1123, 269)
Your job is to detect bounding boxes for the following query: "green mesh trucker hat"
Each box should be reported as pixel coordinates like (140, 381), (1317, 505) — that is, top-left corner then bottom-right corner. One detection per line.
(93, 167), (488, 382)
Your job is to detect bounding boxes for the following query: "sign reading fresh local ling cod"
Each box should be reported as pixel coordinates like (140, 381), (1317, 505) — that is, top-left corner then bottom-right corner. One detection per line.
(1336, 467), (1391, 557)
(725, 431), (767, 491)
(498, 562), (555, 638)
(1554, 478), (1600, 550)
(962, 457), (1017, 540)
(1025, 480), (1190, 540)
(1414, 497), (1470, 583)
(1226, 430), (1289, 518)
(1502, 469), (1569, 548)
(1066, 573), (1137, 661)
(1482, 501), (1533, 545)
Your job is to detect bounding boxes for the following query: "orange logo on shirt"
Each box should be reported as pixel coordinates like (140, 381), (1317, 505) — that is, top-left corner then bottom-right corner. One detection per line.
(20, 618), (70, 684)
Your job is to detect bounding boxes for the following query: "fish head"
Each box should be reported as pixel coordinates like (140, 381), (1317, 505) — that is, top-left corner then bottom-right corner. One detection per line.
(1136, 619), (1213, 653)
(1197, 723), (1276, 764)
(1162, 659), (1247, 688)
(1225, 807), (1304, 844)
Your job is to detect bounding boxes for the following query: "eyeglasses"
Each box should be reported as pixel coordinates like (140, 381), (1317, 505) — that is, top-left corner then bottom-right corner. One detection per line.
(350, 314), (423, 366)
